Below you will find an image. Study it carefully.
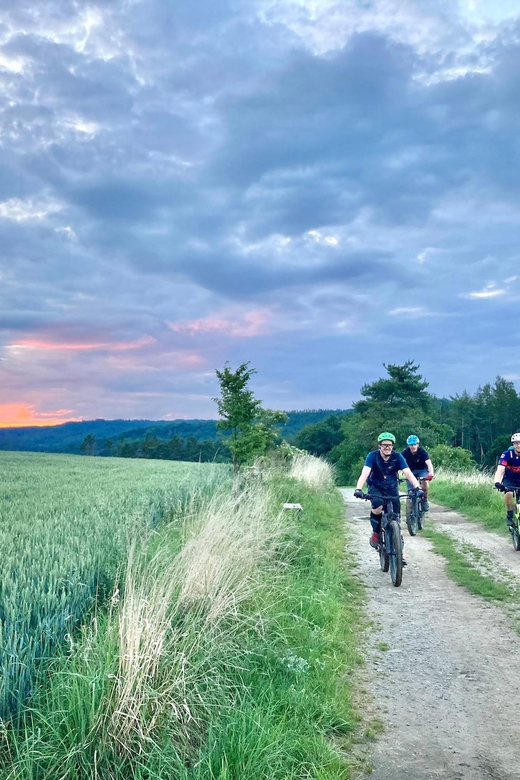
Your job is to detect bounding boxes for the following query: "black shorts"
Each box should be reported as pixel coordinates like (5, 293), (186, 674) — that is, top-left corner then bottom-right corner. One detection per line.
(368, 487), (400, 516)
(503, 480), (520, 493)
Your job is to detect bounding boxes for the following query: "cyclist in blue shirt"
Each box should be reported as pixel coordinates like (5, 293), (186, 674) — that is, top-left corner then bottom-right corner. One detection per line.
(494, 432), (520, 527)
(401, 435), (435, 512)
(354, 432), (424, 552)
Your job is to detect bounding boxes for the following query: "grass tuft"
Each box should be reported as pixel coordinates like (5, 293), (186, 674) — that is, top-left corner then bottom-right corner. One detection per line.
(289, 453), (336, 490)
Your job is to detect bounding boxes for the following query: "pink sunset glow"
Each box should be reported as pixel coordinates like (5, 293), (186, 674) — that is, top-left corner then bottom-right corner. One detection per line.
(168, 309), (271, 338)
(0, 404), (81, 428)
(11, 336), (155, 352)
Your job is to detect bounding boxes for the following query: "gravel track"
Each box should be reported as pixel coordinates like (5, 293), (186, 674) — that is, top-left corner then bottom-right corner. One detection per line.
(341, 488), (520, 780)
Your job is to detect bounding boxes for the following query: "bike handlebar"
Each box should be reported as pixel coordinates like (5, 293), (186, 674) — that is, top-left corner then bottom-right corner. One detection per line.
(495, 484), (520, 494)
(356, 492), (409, 501)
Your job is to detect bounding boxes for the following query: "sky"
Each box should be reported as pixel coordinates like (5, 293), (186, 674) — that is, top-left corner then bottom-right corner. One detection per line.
(1, 0), (520, 425)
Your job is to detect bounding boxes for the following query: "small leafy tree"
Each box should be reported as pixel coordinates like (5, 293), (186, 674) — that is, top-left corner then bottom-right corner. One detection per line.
(79, 433), (97, 456)
(214, 362), (287, 471)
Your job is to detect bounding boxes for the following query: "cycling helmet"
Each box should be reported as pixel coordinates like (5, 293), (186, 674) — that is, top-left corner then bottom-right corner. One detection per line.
(406, 435), (419, 445)
(377, 431), (396, 443)
(511, 433), (520, 442)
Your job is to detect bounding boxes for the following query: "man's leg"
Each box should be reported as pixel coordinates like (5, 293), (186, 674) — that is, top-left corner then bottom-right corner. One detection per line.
(416, 470), (430, 511)
(368, 495), (383, 547)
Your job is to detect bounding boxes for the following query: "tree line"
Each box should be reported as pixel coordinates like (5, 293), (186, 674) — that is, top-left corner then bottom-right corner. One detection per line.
(79, 360), (520, 477)
(80, 433), (231, 462)
(294, 362), (520, 483)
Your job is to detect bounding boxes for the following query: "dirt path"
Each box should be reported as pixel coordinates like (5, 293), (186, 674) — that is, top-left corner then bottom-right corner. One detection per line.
(341, 489), (520, 780)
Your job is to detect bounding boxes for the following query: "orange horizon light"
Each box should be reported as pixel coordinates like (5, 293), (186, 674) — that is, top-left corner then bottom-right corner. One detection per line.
(0, 404), (81, 428)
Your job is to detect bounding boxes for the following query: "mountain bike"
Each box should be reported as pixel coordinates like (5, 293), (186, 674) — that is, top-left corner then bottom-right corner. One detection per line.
(358, 491), (408, 587)
(405, 475), (433, 536)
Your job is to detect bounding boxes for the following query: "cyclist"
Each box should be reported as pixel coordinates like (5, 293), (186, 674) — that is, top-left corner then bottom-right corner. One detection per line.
(494, 433), (520, 527)
(353, 432), (424, 555)
(401, 435), (435, 511)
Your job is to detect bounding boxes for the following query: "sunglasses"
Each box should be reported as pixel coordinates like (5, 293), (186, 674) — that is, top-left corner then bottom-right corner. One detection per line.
(380, 443), (393, 449)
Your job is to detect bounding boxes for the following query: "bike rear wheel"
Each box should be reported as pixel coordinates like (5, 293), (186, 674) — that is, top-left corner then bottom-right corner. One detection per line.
(388, 520), (403, 587)
(406, 498), (418, 536)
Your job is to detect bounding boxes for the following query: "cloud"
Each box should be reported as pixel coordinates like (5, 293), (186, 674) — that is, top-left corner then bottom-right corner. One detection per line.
(9, 335), (156, 351)
(168, 308), (271, 338)
(463, 284), (506, 298)
(2, 0), (520, 418)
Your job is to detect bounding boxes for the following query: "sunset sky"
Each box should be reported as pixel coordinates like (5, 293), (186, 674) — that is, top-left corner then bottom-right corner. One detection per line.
(1, 0), (520, 425)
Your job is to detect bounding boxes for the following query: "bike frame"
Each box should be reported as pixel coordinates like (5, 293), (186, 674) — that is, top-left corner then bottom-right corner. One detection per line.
(379, 495), (402, 551)
(359, 491), (409, 586)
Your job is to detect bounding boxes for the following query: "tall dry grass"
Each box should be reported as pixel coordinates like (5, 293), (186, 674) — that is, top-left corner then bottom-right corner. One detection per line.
(107, 480), (285, 753)
(288, 453), (335, 490)
(433, 466), (492, 486)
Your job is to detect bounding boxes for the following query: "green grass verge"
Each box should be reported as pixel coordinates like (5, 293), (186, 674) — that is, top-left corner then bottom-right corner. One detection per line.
(423, 526), (514, 602)
(430, 477), (509, 535)
(0, 476), (366, 780)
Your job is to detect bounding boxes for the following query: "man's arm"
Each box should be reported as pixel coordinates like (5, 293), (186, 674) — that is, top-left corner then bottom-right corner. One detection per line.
(403, 467), (420, 490)
(494, 463), (505, 484)
(425, 458), (434, 478)
(355, 466), (372, 491)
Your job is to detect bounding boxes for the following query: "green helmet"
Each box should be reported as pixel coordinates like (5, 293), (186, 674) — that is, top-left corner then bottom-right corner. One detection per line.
(377, 431), (396, 443)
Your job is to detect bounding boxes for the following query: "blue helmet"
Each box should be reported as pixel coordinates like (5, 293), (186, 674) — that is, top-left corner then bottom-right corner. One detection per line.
(406, 435), (419, 445)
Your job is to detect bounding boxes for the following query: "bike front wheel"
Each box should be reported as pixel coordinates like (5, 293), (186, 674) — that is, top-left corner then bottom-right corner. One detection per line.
(512, 511), (520, 551)
(406, 498), (418, 536)
(388, 520), (403, 587)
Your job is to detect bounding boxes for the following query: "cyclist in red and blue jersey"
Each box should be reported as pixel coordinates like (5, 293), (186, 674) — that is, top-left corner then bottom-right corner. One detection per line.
(494, 433), (520, 527)
(354, 432), (424, 555)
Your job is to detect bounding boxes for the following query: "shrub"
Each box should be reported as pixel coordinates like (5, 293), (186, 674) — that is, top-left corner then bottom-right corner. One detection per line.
(429, 444), (476, 473)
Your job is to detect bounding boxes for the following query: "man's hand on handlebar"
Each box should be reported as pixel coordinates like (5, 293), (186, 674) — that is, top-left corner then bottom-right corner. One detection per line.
(409, 487), (425, 498)
(354, 489), (364, 499)
(495, 482), (506, 493)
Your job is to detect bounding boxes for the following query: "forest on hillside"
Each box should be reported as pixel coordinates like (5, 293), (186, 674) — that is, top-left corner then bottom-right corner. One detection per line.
(0, 409), (348, 461)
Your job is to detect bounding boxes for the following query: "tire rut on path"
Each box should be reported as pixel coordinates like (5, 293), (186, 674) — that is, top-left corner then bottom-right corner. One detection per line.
(341, 488), (520, 780)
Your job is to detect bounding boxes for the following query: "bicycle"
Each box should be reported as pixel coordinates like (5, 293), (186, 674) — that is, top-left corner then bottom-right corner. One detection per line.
(496, 486), (520, 551)
(405, 475), (433, 536)
(357, 491), (409, 587)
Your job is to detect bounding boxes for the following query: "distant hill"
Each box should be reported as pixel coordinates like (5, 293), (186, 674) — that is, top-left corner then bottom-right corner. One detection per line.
(0, 410), (351, 454)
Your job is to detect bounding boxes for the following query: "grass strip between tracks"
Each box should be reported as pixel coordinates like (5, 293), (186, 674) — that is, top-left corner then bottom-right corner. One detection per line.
(423, 526), (514, 603)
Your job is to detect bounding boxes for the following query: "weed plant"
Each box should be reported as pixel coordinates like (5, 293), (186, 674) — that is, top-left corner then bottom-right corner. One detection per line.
(1, 459), (365, 779)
